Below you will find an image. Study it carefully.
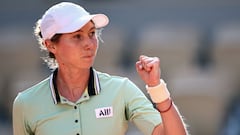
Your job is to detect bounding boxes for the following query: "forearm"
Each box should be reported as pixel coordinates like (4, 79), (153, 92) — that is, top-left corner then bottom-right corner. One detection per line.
(147, 80), (188, 135)
(154, 98), (188, 135)
(136, 56), (188, 135)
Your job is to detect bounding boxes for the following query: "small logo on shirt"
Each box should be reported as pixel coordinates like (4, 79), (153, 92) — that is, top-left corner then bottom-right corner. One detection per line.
(95, 107), (113, 118)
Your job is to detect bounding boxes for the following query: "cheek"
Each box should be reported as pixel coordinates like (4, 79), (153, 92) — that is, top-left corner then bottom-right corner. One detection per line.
(94, 46), (99, 55)
(58, 45), (72, 55)
(92, 38), (99, 50)
(92, 36), (98, 44)
(55, 44), (76, 60)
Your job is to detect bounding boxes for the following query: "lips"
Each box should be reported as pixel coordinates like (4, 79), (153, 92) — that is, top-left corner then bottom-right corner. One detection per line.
(82, 54), (95, 59)
(85, 54), (94, 57)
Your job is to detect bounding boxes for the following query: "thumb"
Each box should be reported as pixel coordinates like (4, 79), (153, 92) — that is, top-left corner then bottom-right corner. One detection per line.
(136, 61), (143, 72)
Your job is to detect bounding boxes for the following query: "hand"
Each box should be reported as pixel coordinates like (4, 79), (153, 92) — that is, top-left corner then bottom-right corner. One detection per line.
(136, 55), (161, 87)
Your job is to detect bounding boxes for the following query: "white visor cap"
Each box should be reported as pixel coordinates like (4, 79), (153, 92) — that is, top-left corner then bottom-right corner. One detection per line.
(40, 2), (109, 40)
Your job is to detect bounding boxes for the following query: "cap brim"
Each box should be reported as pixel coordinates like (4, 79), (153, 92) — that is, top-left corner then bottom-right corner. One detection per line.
(92, 14), (109, 28)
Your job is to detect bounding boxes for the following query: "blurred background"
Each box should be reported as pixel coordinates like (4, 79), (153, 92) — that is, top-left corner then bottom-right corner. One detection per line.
(1, 0), (240, 135)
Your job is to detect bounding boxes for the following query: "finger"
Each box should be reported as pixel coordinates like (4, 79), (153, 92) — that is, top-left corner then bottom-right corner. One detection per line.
(142, 62), (152, 72)
(144, 58), (160, 72)
(139, 55), (147, 60)
(140, 57), (155, 70)
(139, 55), (160, 72)
(146, 57), (160, 68)
(136, 61), (143, 71)
(140, 55), (150, 62)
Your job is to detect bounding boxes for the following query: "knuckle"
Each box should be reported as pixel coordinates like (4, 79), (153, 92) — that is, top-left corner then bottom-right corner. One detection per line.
(154, 57), (160, 62)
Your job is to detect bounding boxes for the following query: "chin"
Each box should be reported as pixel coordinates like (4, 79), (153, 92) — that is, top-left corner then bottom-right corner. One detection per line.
(78, 63), (94, 69)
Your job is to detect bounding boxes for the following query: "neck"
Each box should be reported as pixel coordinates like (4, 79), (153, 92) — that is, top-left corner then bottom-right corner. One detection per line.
(56, 67), (90, 102)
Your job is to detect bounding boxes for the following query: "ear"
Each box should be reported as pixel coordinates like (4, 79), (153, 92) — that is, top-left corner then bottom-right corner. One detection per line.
(44, 39), (56, 53)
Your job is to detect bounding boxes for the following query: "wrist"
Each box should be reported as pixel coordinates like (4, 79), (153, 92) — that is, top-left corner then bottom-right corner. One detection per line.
(147, 80), (160, 87)
(156, 98), (173, 113)
(146, 79), (170, 103)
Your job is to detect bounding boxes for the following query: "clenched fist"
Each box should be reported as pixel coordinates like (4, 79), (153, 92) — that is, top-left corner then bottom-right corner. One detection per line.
(136, 55), (161, 87)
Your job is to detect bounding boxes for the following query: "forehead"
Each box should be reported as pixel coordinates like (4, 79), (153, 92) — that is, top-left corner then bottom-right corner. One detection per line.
(72, 21), (96, 33)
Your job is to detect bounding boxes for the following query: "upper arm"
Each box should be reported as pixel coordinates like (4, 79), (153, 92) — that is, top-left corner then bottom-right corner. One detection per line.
(12, 94), (29, 135)
(123, 79), (162, 134)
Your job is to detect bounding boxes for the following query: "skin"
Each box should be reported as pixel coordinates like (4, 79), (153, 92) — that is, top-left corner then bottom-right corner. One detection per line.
(136, 56), (187, 135)
(45, 21), (187, 135)
(45, 21), (98, 102)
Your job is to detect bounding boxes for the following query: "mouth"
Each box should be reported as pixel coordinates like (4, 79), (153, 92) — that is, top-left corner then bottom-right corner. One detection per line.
(82, 54), (95, 59)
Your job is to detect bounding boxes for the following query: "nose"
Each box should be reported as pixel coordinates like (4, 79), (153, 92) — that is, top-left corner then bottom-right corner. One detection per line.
(83, 37), (97, 50)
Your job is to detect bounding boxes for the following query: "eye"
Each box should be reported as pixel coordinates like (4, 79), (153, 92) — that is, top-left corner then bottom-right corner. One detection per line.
(73, 34), (82, 40)
(89, 31), (96, 37)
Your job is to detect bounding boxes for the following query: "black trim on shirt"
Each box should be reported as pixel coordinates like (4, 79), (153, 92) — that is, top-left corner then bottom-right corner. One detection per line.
(88, 67), (95, 96)
(52, 69), (61, 103)
(50, 67), (100, 104)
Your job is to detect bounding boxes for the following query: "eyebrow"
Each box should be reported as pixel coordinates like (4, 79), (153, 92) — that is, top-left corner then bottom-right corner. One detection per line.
(78, 26), (96, 32)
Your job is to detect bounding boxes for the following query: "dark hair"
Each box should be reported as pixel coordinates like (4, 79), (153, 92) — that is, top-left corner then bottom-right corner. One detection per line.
(49, 34), (62, 59)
